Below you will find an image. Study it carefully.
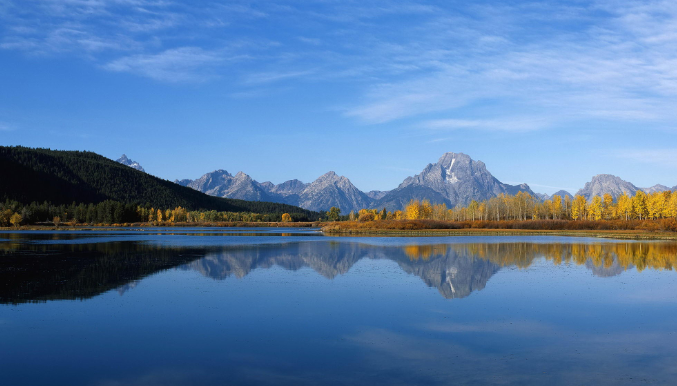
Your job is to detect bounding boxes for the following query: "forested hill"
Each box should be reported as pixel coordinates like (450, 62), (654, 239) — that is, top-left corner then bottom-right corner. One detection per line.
(0, 146), (318, 218)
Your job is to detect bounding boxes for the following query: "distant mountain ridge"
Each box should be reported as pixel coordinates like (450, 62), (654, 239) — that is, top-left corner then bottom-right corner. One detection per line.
(173, 152), (676, 213)
(116, 154), (145, 172)
(178, 170), (370, 213)
(177, 170), (276, 202)
(374, 152), (535, 210)
(178, 152), (535, 212)
(575, 174), (639, 200)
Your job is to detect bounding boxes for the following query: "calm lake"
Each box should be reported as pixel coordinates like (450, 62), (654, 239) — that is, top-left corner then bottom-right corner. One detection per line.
(2, 228), (677, 385)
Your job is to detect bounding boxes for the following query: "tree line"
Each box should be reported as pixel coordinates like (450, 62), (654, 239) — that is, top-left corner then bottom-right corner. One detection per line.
(344, 190), (677, 222)
(0, 200), (309, 227)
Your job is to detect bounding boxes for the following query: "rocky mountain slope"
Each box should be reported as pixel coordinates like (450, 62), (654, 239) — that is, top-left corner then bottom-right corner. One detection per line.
(116, 154), (145, 172)
(174, 152), (676, 213)
(177, 152), (535, 212)
(575, 174), (639, 200)
(294, 171), (372, 213)
(551, 190), (573, 199)
(642, 184), (672, 194)
(177, 170), (277, 202)
(178, 170), (369, 213)
(373, 152), (534, 210)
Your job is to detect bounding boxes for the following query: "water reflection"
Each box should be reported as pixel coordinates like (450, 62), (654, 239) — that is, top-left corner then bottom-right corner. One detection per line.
(2, 236), (676, 304)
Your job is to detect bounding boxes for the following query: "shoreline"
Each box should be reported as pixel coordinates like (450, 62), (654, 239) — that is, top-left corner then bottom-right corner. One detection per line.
(2, 222), (677, 240)
(321, 228), (677, 240)
(0, 222), (321, 231)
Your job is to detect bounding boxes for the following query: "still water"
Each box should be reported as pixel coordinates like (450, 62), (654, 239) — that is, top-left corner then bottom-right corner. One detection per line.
(2, 228), (677, 385)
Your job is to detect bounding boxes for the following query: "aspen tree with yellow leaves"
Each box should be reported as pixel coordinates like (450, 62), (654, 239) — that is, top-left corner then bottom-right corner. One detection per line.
(10, 212), (22, 228)
(551, 195), (562, 220)
(661, 191), (673, 218)
(589, 196), (603, 221)
(633, 191), (648, 220)
(405, 200), (421, 220)
(617, 192), (632, 220)
(647, 192), (664, 220)
(602, 194), (614, 220)
(571, 195), (586, 220)
(667, 192), (677, 219)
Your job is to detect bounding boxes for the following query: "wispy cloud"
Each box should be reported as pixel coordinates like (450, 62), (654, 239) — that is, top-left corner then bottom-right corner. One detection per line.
(338, 1), (677, 129)
(4, 0), (677, 129)
(422, 117), (551, 133)
(244, 69), (315, 85)
(0, 122), (15, 131)
(102, 47), (227, 82)
(614, 149), (677, 168)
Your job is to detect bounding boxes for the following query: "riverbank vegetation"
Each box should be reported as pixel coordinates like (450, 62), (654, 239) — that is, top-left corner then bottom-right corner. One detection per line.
(345, 190), (677, 223)
(0, 199), (316, 227)
(326, 191), (677, 237)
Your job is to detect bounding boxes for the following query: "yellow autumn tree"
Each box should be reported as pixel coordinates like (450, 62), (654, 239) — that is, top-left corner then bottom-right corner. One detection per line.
(421, 200), (433, 219)
(405, 200), (421, 220)
(617, 192), (632, 220)
(647, 192), (664, 219)
(589, 196), (603, 221)
(571, 195), (586, 220)
(0, 209), (13, 227)
(10, 212), (22, 228)
(468, 200), (479, 221)
(633, 191), (648, 220)
(667, 192), (677, 219)
(661, 191), (673, 218)
(551, 195), (562, 220)
(478, 202), (487, 221)
(602, 193), (614, 220)
(281, 213), (292, 222)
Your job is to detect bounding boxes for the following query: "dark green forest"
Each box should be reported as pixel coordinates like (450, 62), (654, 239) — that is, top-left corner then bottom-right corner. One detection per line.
(0, 146), (319, 223)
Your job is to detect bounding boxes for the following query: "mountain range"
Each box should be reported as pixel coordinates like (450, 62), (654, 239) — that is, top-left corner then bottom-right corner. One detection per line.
(172, 152), (536, 213)
(117, 152), (677, 213)
(574, 174), (675, 200)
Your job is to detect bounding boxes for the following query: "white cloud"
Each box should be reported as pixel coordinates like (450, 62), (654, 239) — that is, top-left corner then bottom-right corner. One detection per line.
(244, 69), (315, 85)
(615, 149), (677, 168)
(340, 0), (677, 128)
(0, 122), (14, 131)
(422, 117), (551, 133)
(103, 47), (226, 82)
(4, 0), (677, 117)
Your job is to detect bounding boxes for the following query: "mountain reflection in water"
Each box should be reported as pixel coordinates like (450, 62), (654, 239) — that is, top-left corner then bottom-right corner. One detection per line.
(2, 237), (677, 304)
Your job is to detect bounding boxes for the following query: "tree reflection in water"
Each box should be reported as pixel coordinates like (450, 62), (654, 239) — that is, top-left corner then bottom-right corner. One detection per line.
(2, 236), (677, 304)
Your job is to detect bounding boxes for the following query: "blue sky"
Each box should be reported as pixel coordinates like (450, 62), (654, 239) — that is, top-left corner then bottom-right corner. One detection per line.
(1, 0), (676, 194)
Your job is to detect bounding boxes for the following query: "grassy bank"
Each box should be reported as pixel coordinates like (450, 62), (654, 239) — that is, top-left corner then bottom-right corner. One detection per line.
(321, 220), (677, 240)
